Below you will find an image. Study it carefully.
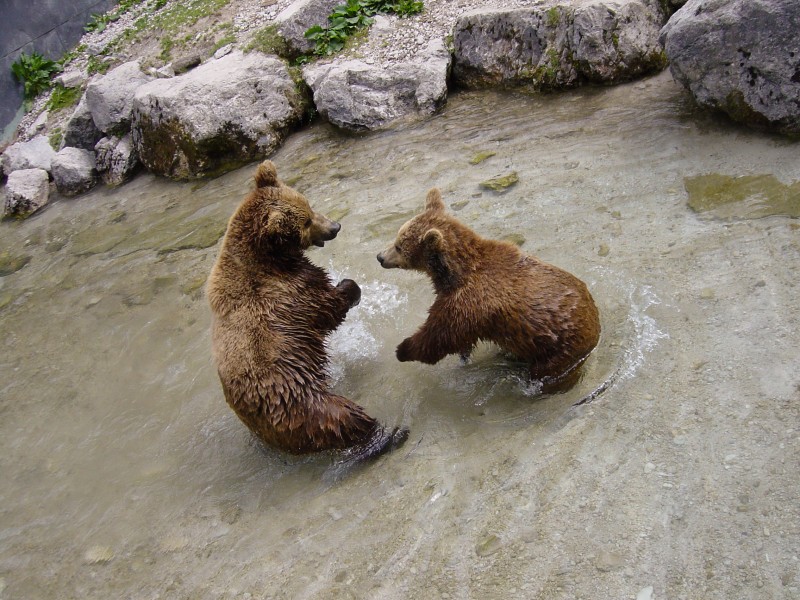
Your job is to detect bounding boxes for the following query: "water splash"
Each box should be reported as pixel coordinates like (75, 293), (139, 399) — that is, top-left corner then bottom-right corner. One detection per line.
(326, 263), (408, 382)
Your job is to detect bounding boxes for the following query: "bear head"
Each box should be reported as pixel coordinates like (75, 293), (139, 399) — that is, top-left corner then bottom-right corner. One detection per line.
(231, 160), (341, 255)
(377, 188), (473, 290)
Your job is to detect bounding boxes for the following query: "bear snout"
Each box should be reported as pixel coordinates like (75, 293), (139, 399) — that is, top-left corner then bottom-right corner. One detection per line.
(377, 252), (385, 266)
(312, 220), (341, 247)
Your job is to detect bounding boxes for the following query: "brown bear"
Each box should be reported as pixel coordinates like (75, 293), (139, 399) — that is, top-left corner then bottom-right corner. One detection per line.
(207, 160), (406, 460)
(377, 188), (601, 390)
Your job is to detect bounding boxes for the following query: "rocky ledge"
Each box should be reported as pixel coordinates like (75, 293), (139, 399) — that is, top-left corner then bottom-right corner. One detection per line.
(2, 0), (799, 218)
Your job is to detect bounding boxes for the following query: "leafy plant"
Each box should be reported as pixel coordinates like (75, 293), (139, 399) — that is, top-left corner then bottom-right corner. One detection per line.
(11, 52), (61, 101)
(304, 0), (422, 57)
(85, 12), (119, 33)
(362, 0), (422, 16)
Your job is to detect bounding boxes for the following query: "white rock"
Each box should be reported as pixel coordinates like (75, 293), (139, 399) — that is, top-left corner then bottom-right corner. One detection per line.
(213, 44), (234, 59)
(4, 168), (50, 217)
(51, 147), (97, 196)
(1, 135), (57, 176)
(85, 61), (154, 134)
(55, 70), (87, 89)
(303, 39), (451, 131)
(132, 51), (308, 179)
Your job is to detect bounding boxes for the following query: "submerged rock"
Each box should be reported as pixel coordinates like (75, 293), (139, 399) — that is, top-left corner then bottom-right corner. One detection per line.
(0, 251), (31, 276)
(132, 51), (309, 179)
(4, 169), (50, 218)
(475, 533), (503, 557)
(51, 147), (97, 197)
(660, 0), (800, 135)
(453, 0), (668, 89)
(83, 545), (114, 565)
(480, 171), (519, 191)
(303, 40), (451, 131)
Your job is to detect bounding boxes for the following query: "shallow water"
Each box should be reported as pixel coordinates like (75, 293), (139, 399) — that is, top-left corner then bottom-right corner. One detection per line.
(1, 71), (799, 599)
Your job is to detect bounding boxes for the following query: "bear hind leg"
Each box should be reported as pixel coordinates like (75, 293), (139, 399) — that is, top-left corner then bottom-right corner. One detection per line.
(309, 394), (408, 461)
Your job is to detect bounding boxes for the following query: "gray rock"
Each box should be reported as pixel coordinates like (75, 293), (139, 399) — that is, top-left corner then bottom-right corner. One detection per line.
(150, 65), (175, 79)
(4, 168), (50, 217)
(85, 61), (154, 135)
(131, 51), (309, 180)
(275, 0), (343, 57)
(95, 135), (139, 186)
(214, 44), (234, 59)
(1, 136), (57, 176)
(172, 54), (202, 75)
(660, 0), (800, 135)
(54, 70), (87, 89)
(452, 0), (667, 90)
(27, 111), (49, 137)
(303, 40), (451, 131)
(51, 147), (97, 196)
(62, 94), (103, 151)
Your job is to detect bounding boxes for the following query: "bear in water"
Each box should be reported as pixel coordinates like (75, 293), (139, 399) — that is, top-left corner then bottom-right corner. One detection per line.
(207, 160), (406, 459)
(377, 188), (600, 389)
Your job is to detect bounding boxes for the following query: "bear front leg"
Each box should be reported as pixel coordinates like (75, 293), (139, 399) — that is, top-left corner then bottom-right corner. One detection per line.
(396, 320), (473, 365)
(336, 278), (361, 310)
(314, 279), (361, 332)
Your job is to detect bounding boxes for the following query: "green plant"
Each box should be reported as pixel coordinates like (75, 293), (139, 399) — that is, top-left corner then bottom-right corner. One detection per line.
(11, 52), (61, 101)
(306, 0), (374, 56)
(46, 84), (82, 112)
(87, 55), (111, 75)
(304, 0), (422, 57)
(160, 37), (174, 61)
(212, 32), (236, 54)
(85, 12), (119, 33)
(363, 0), (422, 16)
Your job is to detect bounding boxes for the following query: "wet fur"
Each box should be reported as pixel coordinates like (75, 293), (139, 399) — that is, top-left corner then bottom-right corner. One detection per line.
(378, 189), (601, 387)
(208, 161), (405, 456)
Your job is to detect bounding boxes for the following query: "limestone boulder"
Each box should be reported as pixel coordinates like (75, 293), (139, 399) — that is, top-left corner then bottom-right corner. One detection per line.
(95, 135), (139, 186)
(85, 61), (154, 135)
(62, 94), (103, 151)
(274, 0), (342, 57)
(4, 169), (50, 217)
(131, 51), (309, 180)
(452, 0), (667, 89)
(303, 40), (451, 131)
(1, 136), (57, 177)
(51, 148), (97, 197)
(660, 0), (800, 135)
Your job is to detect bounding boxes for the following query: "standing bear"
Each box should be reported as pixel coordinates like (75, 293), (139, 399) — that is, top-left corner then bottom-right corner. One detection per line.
(377, 188), (601, 389)
(207, 160), (406, 460)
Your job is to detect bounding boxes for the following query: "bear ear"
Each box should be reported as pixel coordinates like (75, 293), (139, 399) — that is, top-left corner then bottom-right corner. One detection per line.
(422, 228), (445, 253)
(254, 161), (279, 188)
(424, 188), (445, 213)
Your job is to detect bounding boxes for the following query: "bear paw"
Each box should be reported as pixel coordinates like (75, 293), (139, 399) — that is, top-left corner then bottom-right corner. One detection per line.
(396, 338), (413, 362)
(337, 279), (361, 308)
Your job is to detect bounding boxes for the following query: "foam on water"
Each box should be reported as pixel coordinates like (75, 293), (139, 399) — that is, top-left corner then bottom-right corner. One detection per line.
(325, 263), (408, 383)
